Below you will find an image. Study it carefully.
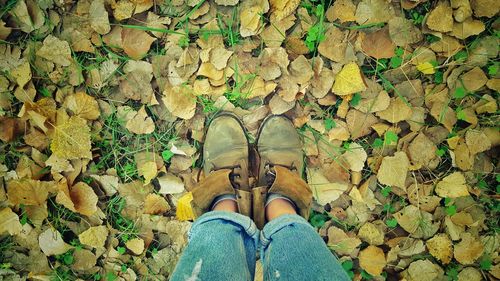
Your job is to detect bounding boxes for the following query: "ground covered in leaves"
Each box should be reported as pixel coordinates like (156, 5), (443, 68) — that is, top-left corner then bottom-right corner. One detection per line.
(0, 0), (499, 280)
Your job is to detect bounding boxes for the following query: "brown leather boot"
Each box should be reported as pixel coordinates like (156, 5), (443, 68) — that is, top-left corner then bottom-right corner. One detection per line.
(190, 113), (251, 217)
(253, 115), (312, 228)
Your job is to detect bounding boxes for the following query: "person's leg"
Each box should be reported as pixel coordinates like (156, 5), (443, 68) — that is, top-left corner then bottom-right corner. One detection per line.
(260, 200), (350, 281)
(170, 210), (259, 281)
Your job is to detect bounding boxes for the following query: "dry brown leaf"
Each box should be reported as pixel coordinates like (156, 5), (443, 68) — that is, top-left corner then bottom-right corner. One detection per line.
(307, 168), (348, 205)
(346, 109), (378, 139)
(358, 222), (384, 245)
(39, 228), (73, 256)
(89, 0), (111, 35)
(64, 92), (100, 120)
(0, 207), (23, 235)
(327, 227), (361, 256)
(435, 172), (470, 198)
(470, 0), (500, 18)
(122, 28), (156, 60)
(240, 5), (265, 37)
(402, 259), (445, 281)
(453, 138), (474, 170)
(407, 183), (441, 212)
(162, 85), (196, 120)
(430, 102), (457, 132)
(359, 246), (386, 276)
(126, 106), (155, 135)
(51, 116), (92, 160)
(126, 238), (145, 255)
(407, 133), (439, 169)
(36, 35), (73, 66)
(355, 0), (395, 25)
(144, 193), (170, 215)
(388, 17), (422, 46)
(426, 234), (453, 264)
(461, 67), (488, 92)
(377, 152), (409, 189)
(289, 55), (313, 85)
(457, 267), (482, 281)
(394, 205), (439, 239)
(325, 0), (356, 23)
(56, 182), (98, 216)
(450, 19), (485, 40)
(332, 62), (367, 96)
(269, 94), (295, 115)
(7, 179), (57, 206)
(426, 1), (453, 32)
(113, 0), (134, 21)
(318, 27), (347, 62)
(270, 0), (299, 22)
(79, 226), (109, 248)
(376, 97), (413, 123)
(361, 27), (395, 59)
(465, 129), (491, 155)
(454, 233), (484, 265)
(342, 143), (367, 172)
(429, 35), (464, 57)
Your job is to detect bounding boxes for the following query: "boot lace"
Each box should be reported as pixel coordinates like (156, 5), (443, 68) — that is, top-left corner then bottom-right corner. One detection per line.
(263, 162), (297, 186)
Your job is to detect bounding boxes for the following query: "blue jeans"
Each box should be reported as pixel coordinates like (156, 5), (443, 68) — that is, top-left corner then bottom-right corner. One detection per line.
(170, 211), (350, 281)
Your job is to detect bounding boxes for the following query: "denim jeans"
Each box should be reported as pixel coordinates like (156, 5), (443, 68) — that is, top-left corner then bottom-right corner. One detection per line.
(170, 211), (350, 281)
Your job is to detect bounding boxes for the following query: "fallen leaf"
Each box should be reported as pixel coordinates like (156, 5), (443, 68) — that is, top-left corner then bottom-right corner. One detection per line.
(465, 129), (491, 155)
(361, 27), (395, 59)
(358, 222), (384, 245)
(454, 232), (484, 265)
(426, 1), (453, 32)
(0, 207), (23, 235)
(457, 267), (482, 281)
(72, 249), (97, 271)
(470, 0), (500, 18)
(332, 62), (367, 96)
(376, 97), (413, 123)
(450, 18), (485, 39)
(56, 182), (99, 216)
(388, 17), (422, 46)
(325, 0), (356, 23)
(394, 205), (439, 239)
(126, 238), (145, 255)
(342, 143), (367, 172)
(307, 168), (348, 205)
(7, 179), (56, 206)
(461, 67), (488, 92)
(407, 133), (438, 169)
(51, 116), (92, 160)
(122, 28), (156, 60)
(355, 0), (395, 25)
(162, 85), (196, 120)
(327, 226), (361, 256)
(126, 106), (155, 135)
(36, 35), (73, 66)
(426, 234), (453, 264)
(39, 228), (73, 256)
(89, 0), (111, 35)
(359, 245), (386, 276)
(63, 92), (100, 120)
(402, 259), (445, 281)
(346, 109), (378, 139)
(377, 152), (409, 189)
(79, 226), (109, 248)
(435, 172), (470, 198)
(144, 193), (170, 215)
(430, 102), (457, 132)
(416, 62), (435, 74)
(269, 94), (295, 115)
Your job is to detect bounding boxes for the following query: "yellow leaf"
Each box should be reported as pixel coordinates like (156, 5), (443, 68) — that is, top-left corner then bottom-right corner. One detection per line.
(56, 182), (98, 216)
(0, 207), (23, 235)
(176, 192), (195, 221)
(79, 226), (109, 248)
(64, 92), (100, 120)
(416, 62), (436, 74)
(359, 245), (386, 276)
(332, 62), (367, 96)
(7, 178), (57, 206)
(138, 161), (157, 185)
(51, 116), (92, 160)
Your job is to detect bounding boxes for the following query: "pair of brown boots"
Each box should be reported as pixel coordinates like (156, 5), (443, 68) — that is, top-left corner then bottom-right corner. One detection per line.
(191, 113), (312, 229)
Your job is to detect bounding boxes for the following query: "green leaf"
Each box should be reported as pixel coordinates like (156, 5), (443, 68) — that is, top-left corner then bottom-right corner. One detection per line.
(361, 270), (373, 280)
(381, 186), (392, 197)
(496, 174), (500, 182)
(454, 50), (468, 61)
(390, 56), (402, 68)
(456, 108), (466, 120)
(117, 246), (126, 255)
(453, 87), (466, 99)
(324, 118), (336, 131)
(384, 131), (398, 145)
(350, 93), (362, 107)
(121, 264), (128, 272)
(445, 205), (457, 216)
(434, 71), (444, 84)
(63, 253), (74, 265)
(395, 47), (404, 57)
(162, 150), (175, 162)
(342, 260), (354, 271)
(372, 138), (383, 148)
(488, 64), (498, 76)
(309, 213), (328, 228)
(383, 203), (395, 213)
(480, 257), (492, 270)
(93, 273), (101, 280)
(386, 218), (398, 228)
(106, 272), (118, 281)
(446, 266), (459, 281)
(436, 147), (446, 157)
